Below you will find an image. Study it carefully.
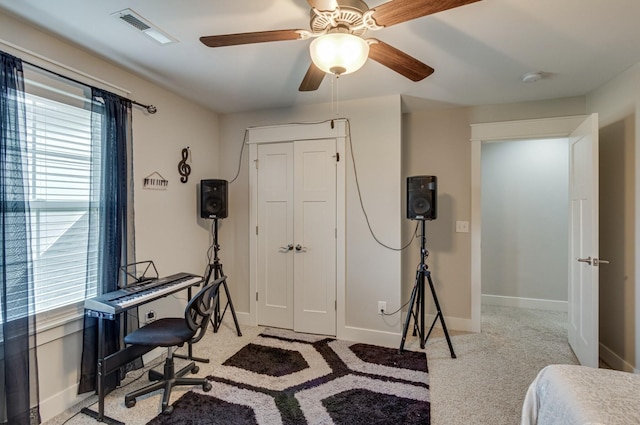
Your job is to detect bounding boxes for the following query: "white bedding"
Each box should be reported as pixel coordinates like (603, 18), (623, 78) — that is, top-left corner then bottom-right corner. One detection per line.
(521, 364), (640, 425)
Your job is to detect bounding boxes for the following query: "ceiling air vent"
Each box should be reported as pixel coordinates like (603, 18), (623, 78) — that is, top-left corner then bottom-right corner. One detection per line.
(111, 8), (177, 45)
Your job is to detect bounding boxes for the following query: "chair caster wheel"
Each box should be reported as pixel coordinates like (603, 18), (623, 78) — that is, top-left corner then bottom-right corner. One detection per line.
(162, 405), (174, 415)
(125, 397), (136, 408)
(203, 381), (212, 392)
(192, 365), (199, 374)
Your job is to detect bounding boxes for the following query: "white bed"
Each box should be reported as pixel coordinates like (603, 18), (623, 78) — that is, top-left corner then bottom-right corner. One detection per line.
(521, 364), (640, 425)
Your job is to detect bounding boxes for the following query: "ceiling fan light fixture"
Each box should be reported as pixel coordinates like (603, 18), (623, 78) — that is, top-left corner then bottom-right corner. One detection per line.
(310, 33), (369, 76)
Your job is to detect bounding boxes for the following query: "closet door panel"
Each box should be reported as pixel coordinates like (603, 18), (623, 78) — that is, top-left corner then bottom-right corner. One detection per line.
(257, 143), (294, 329)
(293, 139), (337, 335)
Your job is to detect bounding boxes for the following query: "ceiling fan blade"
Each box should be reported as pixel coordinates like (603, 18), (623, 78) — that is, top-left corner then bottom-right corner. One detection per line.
(299, 62), (326, 91)
(200, 29), (304, 48)
(368, 39), (434, 82)
(371, 0), (481, 27)
(307, 0), (339, 12)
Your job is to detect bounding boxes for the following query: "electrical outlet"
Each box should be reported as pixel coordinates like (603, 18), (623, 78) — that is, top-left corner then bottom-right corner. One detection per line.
(456, 221), (469, 233)
(146, 310), (156, 323)
(378, 301), (387, 315)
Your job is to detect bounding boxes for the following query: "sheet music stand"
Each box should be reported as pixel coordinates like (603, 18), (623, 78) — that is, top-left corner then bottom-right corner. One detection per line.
(119, 260), (159, 288)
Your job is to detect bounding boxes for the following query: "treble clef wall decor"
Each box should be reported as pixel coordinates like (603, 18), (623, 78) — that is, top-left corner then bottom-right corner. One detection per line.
(178, 147), (191, 183)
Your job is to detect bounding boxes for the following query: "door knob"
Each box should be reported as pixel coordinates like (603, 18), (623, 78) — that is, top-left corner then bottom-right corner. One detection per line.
(279, 244), (293, 252)
(577, 257), (611, 266)
(295, 244), (307, 252)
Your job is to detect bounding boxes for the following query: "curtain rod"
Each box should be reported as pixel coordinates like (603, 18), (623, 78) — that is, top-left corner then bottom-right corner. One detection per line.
(0, 38), (157, 114)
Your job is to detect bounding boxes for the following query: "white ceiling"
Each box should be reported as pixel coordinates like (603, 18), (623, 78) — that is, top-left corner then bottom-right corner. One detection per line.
(1, 0), (640, 114)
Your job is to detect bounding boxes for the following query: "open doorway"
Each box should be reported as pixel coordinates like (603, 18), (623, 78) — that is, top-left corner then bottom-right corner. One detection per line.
(470, 114), (602, 368)
(480, 138), (569, 311)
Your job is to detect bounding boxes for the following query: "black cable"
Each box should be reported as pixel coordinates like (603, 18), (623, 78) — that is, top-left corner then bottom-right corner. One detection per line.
(381, 298), (412, 316)
(232, 117), (419, 251)
(223, 117), (422, 314)
(343, 118), (418, 251)
(228, 129), (248, 184)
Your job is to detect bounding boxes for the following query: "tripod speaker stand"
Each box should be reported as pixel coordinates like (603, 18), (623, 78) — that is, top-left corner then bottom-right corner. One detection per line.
(399, 220), (456, 358)
(205, 218), (242, 336)
(176, 218), (242, 364)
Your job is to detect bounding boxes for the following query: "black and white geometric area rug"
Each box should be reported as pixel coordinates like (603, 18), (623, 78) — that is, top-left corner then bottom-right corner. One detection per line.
(146, 329), (429, 425)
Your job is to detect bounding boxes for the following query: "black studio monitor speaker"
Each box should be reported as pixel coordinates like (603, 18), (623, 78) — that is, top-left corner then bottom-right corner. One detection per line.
(200, 179), (228, 219)
(407, 175), (437, 220)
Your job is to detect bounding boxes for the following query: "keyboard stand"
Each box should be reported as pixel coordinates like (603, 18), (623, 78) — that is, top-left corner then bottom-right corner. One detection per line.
(80, 311), (153, 425)
(81, 272), (202, 423)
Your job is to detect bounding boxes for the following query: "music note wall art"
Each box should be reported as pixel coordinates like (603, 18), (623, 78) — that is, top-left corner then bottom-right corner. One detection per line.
(143, 171), (168, 190)
(178, 147), (192, 183)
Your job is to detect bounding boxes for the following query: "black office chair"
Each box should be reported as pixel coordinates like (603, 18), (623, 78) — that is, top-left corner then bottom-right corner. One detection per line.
(123, 275), (226, 414)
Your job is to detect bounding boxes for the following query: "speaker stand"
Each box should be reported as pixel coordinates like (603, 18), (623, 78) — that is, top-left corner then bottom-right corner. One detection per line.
(399, 220), (456, 358)
(175, 219), (241, 365)
(206, 218), (242, 336)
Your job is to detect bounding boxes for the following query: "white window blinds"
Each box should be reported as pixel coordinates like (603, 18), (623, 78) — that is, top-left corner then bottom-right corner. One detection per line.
(24, 92), (99, 315)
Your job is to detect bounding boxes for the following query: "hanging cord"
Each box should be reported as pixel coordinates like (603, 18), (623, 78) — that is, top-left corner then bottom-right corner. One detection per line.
(229, 117), (418, 251)
(331, 74), (335, 116)
(335, 74), (340, 117)
(344, 118), (419, 251)
(228, 128), (248, 184)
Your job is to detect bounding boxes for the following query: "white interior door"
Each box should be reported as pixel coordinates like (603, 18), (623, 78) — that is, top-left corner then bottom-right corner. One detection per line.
(256, 143), (294, 329)
(568, 113), (600, 367)
(293, 139), (337, 335)
(256, 139), (337, 335)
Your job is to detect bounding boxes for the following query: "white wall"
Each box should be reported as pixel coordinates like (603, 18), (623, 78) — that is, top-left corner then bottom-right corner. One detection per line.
(586, 63), (639, 372)
(0, 11), (220, 421)
(218, 96), (405, 345)
(402, 98), (586, 330)
(481, 138), (569, 306)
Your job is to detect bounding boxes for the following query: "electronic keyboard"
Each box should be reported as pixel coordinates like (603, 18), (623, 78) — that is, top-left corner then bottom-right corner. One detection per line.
(84, 272), (202, 315)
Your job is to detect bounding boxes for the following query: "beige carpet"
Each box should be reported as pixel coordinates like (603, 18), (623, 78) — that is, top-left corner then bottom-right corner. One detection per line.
(425, 305), (578, 425)
(45, 305), (578, 425)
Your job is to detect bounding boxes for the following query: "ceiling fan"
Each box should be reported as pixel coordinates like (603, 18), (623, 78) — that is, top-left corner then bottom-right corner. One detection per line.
(200, 0), (481, 91)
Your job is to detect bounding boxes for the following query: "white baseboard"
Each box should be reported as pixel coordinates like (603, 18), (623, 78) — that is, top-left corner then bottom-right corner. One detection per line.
(599, 342), (636, 372)
(233, 310), (252, 326)
(39, 347), (165, 423)
(336, 313), (474, 349)
(39, 384), (93, 423)
(482, 294), (568, 312)
(338, 326), (402, 349)
(424, 314), (474, 333)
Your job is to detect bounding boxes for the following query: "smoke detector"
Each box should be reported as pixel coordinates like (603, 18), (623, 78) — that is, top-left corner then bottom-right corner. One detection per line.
(111, 9), (177, 45)
(521, 71), (543, 83)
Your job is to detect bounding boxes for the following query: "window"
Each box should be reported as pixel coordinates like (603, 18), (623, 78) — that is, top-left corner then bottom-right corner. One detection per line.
(2, 66), (100, 323)
(25, 92), (99, 314)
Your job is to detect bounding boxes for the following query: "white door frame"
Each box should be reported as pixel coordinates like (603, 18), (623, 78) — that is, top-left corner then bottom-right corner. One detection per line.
(246, 120), (347, 333)
(469, 115), (588, 332)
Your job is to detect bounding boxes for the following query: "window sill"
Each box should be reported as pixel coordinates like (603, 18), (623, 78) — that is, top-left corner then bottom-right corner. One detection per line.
(35, 303), (86, 346)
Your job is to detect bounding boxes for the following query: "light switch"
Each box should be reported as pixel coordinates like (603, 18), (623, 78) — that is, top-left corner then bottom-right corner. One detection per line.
(456, 221), (469, 233)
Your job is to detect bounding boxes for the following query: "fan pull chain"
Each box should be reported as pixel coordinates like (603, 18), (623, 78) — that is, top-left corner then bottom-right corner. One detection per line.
(336, 74), (340, 116)
(329, 73), (341, 116)
(331, 74), (335, 116)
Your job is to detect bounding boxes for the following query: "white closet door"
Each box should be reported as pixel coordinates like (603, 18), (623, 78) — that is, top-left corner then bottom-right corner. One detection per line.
(257, 142), (294, 329)
(293, 138), (336, 335)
